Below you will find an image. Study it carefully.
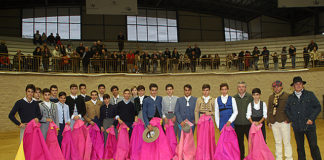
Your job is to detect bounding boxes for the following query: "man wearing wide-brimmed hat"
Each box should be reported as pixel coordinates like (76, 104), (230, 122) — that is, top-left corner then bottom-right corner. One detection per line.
(285, 76), (322, 160)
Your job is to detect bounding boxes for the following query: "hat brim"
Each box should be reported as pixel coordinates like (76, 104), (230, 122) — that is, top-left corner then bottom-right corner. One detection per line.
(142, 127), (160, 143)
(182, 123), (191, 133)
(290, 81), (306, 86)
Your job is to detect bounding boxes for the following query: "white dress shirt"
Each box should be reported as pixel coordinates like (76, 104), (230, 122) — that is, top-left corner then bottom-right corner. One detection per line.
(113, 95), (120, 104)
(56, 102), (71, 124)
(91, 99), (97, 105)
(44, 101), (51, 109)
(214, 95), (238, 129)
(150, 96), (156, 101)
(23, 97), (34, 103)
(99, 94), (104, 102)
(203, 96), (210, 103)
(246, 100), (267, 120)
(185, 96), (191, 106)
(294, 89), (303, 99)
(139, 95), (145, 105)
(70, 95), (77, 99)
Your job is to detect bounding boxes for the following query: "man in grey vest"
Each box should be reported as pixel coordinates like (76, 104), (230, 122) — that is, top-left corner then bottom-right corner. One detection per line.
(233, 81), (253, 160)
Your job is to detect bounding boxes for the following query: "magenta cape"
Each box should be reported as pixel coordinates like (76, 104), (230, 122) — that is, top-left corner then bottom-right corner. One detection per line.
(129, 119), (145, 160)
(46, 122), (65, 160)
(140, 117), (173, 160)
(88, 124), (105, 160)
(173, 120), (196, 160)
(115, 123), (130, 160)
(61, 124), (82, 160)
(23, 119), (52, 160)
(165, 119), (178, 156)
(72, 120), (92, 160)
(244, 123), (274, 160)
(196, 114), (216, 160)
(103, 127), (117, 160)
(214, 125), (240, 160)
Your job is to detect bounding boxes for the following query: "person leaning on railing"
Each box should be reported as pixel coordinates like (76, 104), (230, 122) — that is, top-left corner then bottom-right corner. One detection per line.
(42, 48), (51, 72)
(281, 47), (288, 69)
(303, 47), (310, 68)
(71, 51), (80, 73)
(172, 48), (180, 72)
(92, 51), (101, 73)
(13, 50), (25, 71)
(0, 53), (11, 70)
(33, 47), (42, 72)
(252, 46), (260, 70)
(226, 53), (233, 69)
(213, 54), (220, 69)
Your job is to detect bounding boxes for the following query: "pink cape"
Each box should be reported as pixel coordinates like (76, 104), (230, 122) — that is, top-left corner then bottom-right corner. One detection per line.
(244, 123), (274, 160)
(173, 120), (196, 160)
(140, 117), (173, 160)
(114, 123), (130, 160)
(88, 124), (104, 160)
(165, 119), (178, 156)
(23, 119), (52, 160)
(103, 127), (117, 160)
(46, 122), (65, 160)
(196, 114), (216, 160)
(214, 125), (240, 160)
(72, 120), (92, 160)
(61, 124), (82, 160)
(129, 119), (145, 160)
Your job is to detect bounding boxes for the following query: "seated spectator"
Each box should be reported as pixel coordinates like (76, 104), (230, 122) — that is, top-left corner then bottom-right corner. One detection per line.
(52, 46), (62, 58)
(41, 32), (47, 44)
(33, 30), (42, 45)
(307, 40), (318, 52)
(0, 41), (8, 54)
(59, 44), (67, 56)
(55, 33), (61, 45)
(47, 33), (55, 46)
(91, 41), (98, 54)
(76, 42), (85, 55)
(66, 44), (73, 56)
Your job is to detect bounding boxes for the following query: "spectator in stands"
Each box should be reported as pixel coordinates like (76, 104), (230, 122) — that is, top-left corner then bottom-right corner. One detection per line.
(185, 45), (193, 57)
(55, 33), (61, 45)
(91, 42), (98, 54)
(311, 46), (320, 67)
(201, 54), (208, 70)
(92, 51), (101, 73)
(33, 47), (42, 72)
(13, 50), (25, 71)
(238, 51), (245, 71)
(117, 31), (125, 52)
(245, 51), (252, 71)
(303, 47), (310, 68)
(226, 53), (233, 69)
(119, 51), (127, 72)
(66, 44), (73, 56)
(163, 48), (171, 71)
(252, 47), (260, 70)
(151, 51), (159, 73)
(307, 40), (318, 52)
(213, 54), (220, 69)
(272, 52), (279, 70)
(289, 45), (296, 68)
(159, 51), (167, 73)
(42, 48), (51, 72)
(141, 51), (150, 73)
(97, 40), (103, 55)
(59, 44), (66, 57)
(127, 50), (135, 73)
(82, 47), (92, 73)
(172, 48), (180, 72)
(0, 53), (11, 70)
(52, 46), (61, 58)
(76, 42), (85, 55)
(33, 30), (42, 45)
(111, 51), (118, 72)
(262, 47), (270, 70)
(71, 51), (80, 73)
(0, 41), (8, 54)
(232, 53), (238, 69)
(281, 47), (288, 69)
(190, 50), (197, 72)
(194, 44), (201, 65)
(41, 33), (47, 44)
(47, 33), (55, 46)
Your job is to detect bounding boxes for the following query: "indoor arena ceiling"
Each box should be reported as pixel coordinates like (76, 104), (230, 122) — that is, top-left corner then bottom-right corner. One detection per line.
(1, 0), (324, 22)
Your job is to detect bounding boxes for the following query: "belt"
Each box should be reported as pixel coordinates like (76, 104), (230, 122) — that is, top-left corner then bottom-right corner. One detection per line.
(168, 111), (174, 113)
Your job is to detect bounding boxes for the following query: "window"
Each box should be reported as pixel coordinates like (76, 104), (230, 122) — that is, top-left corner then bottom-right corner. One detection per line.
(224, 18), (248, 41)
(22, 7), (81, 40)
(127, 9), (178, 42)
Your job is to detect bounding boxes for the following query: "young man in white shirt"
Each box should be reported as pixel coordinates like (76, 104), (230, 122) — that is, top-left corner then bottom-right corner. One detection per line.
(246, 88), (267, 141)
(56, 91), (70, 146)
(110, 85), (124, 105)
(134, 85), (148, 121)
(162, 84), (179, 136)
(78, 83), (91, 102)
(215, 83), (238, 131)
(98, 84), (106, 102)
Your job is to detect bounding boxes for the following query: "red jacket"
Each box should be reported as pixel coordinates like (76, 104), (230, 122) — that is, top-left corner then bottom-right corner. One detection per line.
(127, 53), (135, 64)
(0, 56), (10, 65)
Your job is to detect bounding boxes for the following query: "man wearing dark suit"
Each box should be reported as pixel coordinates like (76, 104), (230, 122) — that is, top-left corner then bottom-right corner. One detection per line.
(65, 84), (86, 124)
(134, 85), (148, 121)
(175, 84), (197, 136)
(142, 83), (162, 130)
(82, 47), (92, 73)
(78, 84), (91, 102)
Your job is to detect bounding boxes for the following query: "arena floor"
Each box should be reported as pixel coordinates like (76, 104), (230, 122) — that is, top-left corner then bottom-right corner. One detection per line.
(1, 119), (323, 160)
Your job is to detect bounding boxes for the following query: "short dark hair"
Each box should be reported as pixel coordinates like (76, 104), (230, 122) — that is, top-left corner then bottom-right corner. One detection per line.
(220, 83), (229, 90)
(58, 92), (66, 97)
(98, 84), (105, 89)
(50, 85), (58, 91)
(165, 84), (174, 90)
(103, 94), (110, 99)
(202, 84), (210, 90)
(70, 84), (78, 89)
(137, 85), (145, 91)
(123, 89), (130, 93)
(79, 83), (86, 89)
(184, 84), (192, 90)
(35, 87), (42, 92)
(25, 84), (36, 92)
(90, 90), (98, 95)
(42, 88), (50, 94)
(149, 83), (158, 90)
(110, 85), (119, 92)
(131, 86), (137, 92)
(252, 88), (261, 94)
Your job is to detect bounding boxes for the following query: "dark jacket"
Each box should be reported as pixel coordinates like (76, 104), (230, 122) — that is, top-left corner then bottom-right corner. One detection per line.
(285, 90), (321, 131)
(66, 96), (86, 117)
(134, 96), (148, 116)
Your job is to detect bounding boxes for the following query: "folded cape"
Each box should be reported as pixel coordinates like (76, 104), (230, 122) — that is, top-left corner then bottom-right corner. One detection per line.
(62, 124), (82, 160)
(129, 119), (145, 160)
(103, 127), (117, 160)
(173, 120), (196, 160)
(88, 124), (104, 160)
(165, 119), (178, 156)
(72, 120), (92, 160)
(115, 123), (130, 160)
(196, 114), (216, 160)
(46, 122), (65, 160)
(214, 125), (240, 160)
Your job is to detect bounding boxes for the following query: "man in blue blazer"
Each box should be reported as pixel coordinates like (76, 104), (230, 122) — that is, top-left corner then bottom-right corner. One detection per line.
(175, 84), (197, 135)
(142, 83), (163, 130)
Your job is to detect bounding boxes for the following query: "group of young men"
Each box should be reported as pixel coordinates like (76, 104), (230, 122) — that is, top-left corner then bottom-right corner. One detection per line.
(9, 76), (322, 160)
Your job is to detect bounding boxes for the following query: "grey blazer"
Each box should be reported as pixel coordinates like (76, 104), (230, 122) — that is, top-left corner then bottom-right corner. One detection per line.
(175, 96), (197, 124)
(39, 102), (59, 139)
(110, 95), (124, 105)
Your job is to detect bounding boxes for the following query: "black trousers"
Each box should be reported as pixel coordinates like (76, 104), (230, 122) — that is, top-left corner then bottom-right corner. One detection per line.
(234, 124), (251, 160)
(57, 123), (65, 147)
(294, 127), (322, 160)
